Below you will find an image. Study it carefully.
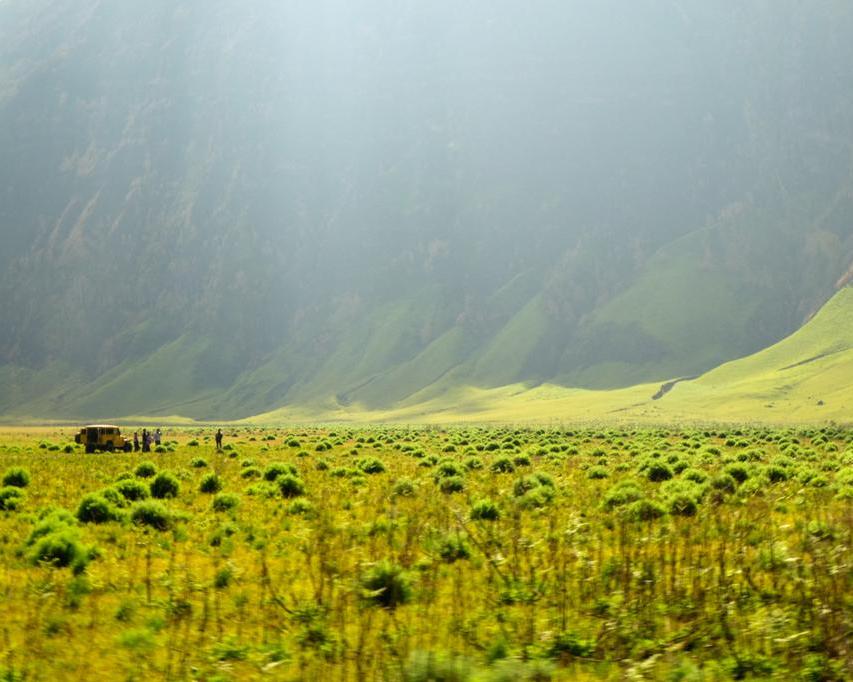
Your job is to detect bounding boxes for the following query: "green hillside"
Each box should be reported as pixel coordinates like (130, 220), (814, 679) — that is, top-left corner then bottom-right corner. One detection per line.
(249, 286), (853, 425)
(666, 285), (853, 421)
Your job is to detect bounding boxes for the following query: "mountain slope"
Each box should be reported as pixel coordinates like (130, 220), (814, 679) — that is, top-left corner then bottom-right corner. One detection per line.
(249, 286), (853, 424)
(665, 285), (853, 420)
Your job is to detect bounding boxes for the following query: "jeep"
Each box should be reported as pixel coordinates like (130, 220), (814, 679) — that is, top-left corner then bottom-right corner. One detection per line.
(74, 424), (132, 453)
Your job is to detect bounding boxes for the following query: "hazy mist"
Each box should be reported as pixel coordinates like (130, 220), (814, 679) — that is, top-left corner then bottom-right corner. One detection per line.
(1, 1), (852, 418)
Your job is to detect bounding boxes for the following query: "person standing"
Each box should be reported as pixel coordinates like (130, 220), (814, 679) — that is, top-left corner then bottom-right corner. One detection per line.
(154, 428), (161, 446)
(215, 429), (223, 450)
(142, 429), (150, 453)
(133, 431), (139, 452)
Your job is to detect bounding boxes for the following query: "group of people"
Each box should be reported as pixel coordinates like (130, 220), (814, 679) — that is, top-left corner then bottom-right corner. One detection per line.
(130, 428), (225, 452)
(132, 428), (161, 452)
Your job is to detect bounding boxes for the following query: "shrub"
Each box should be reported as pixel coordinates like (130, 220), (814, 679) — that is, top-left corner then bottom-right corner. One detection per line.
(463, 457), (483, 470)
(212, 493), (240, 512)
(603, 480), (643, 510)
(2, 467), (30, 488)
(626, 498), (666, 522)
(114, 479), (149, 502)
(765, 465), (789, 483)
(29, 531), (91, 572)
(99, 487), (126, 508)
(149, 472), (180, 499)
(800, 654), (843, 682)
(199, 473), (223, 494)
(245, 482), (278, 498)
(668, 493), (698, 517)
(533, 471), (555, 487)
(357, 458), (386, 474)
(437, 535), (470, 563)
(646, 462), (673, 482)
(76, 494), (122, 524)
(287, 499), (314, 516)
(135, 462), (157, 478)
(438, 476), (464, 494)
(517, 486), (554, 509)
(671, 460), (689, 474)
(130, 501), (173, 531)
(548, 631), (593, 660)
(435, 460), (462, 478)
(682, 468), (707, 484)
(360, 561), (413, 609)
(263, 462), (296, 481)
(710, 473), (736, 494)
(26, 511), (92, 572)
(114, 599), (136, 623)
(278, 474), (306, 498)
(724, 464), (749, 483)
(471, 499), (500, 521)
(587, 466), (608, 480)
(27, 509), (77, 545)
(724, 653), (775, 679)
(214, 566), (233, 589)
(190, 457), (208, 468)
(393, 478), (416, 497)
(0, 486), (24, 511)
(734, 450), (756, 463)
(490, 457), (515, 474)
(240, 466), (261, 479)
(513, 475), (542, 497)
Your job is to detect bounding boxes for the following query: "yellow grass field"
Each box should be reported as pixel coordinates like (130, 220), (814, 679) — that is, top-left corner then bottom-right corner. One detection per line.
(0, 424), (849, 680)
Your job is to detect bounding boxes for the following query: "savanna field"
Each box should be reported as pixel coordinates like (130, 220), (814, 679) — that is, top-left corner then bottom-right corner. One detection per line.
(0, 426), (850, 681)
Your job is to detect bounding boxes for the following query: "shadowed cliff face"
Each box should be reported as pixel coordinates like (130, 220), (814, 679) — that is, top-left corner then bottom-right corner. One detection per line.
(1, 1), (853, 419)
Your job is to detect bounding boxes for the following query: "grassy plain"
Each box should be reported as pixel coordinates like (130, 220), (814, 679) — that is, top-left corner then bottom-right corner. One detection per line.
(0, 424), (849, 680)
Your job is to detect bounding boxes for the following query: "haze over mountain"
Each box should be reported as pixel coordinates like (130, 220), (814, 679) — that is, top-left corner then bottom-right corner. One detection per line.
(2, 1), (853, 421)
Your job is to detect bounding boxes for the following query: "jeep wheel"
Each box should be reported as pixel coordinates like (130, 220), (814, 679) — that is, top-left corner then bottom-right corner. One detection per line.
(85, 444), (95, 454)
(105, 442), (115, 453)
